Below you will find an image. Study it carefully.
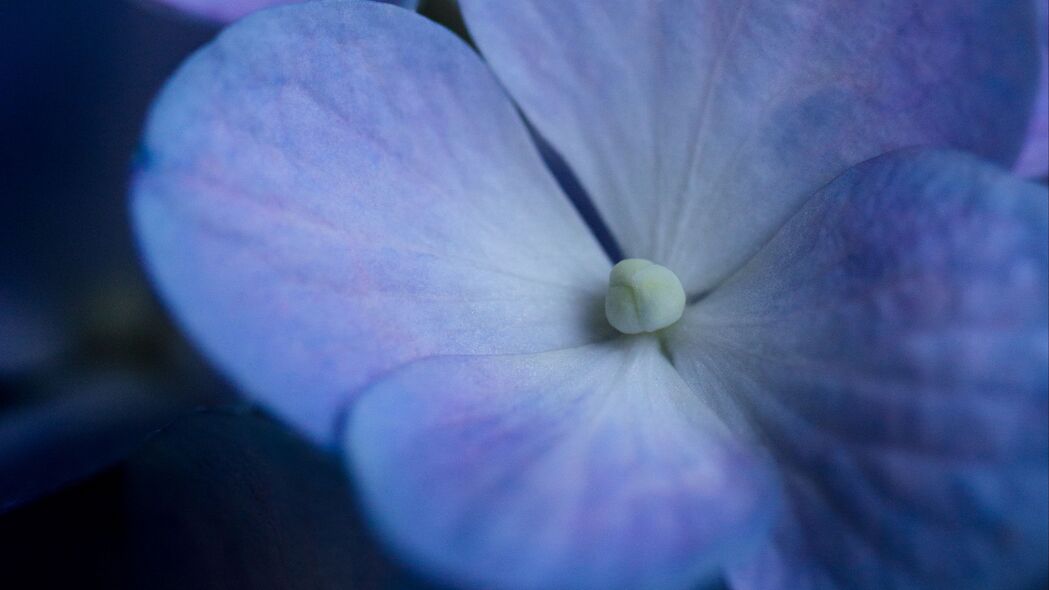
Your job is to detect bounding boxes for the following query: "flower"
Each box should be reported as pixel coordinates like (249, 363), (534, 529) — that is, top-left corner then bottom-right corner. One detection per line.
(131, 1), (1049, 589)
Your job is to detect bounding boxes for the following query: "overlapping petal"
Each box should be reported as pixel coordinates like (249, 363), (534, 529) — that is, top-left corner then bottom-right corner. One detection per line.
(663, 150), (1048, 590)
(132, 0), (610, 442)
(346, 338), (778, 590)
(149, 0), (418, 24)
(461, 0), (1040, 293)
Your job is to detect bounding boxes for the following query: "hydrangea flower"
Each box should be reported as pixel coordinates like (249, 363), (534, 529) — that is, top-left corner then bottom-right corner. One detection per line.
(132, 1), (1049, 589)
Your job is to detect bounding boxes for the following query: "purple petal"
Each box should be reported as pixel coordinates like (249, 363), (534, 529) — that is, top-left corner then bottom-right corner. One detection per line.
(345, 339), (778, 590)
(664, 149), (1048, 590)
(1014, 0), (1048, 177)
(460, 1), (1040, 292)
(148, 0), (419, 24)
(132, 0), (610, 443)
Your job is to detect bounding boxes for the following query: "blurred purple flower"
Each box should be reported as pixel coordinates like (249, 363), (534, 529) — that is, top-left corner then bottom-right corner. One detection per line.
(131, 1), (1048, 589)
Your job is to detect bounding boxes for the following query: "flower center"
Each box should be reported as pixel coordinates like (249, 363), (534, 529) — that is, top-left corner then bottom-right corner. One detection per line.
(604, 258), (686, 334)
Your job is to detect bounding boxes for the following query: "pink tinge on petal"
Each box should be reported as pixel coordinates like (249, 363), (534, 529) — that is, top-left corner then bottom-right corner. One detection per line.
(132, 1), (609, 443)
(346, 339), (779, 590)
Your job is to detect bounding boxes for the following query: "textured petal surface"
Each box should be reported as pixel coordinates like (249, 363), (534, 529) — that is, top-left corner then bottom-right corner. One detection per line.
(1015, 0), (1048, 177)
(133, 1), (610, 442)
(150, 0), (418, 24)
(346, 338), (778, 590)
(663, 150), (1048, 590)
(461, 0), (1039, 292)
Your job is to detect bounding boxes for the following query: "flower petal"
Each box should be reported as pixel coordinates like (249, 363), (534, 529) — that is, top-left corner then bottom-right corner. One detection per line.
(1014, 0), (1048, 177)
(345, 339), (779, 590)
(132, 0), (610, 443)
(460, 1), (1040, 292)
(149, 0), (418, 24)
(664, 149), (1048, 590)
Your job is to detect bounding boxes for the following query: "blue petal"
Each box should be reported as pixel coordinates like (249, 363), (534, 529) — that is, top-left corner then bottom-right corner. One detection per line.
(149, 0), (419, 24)
(664, 149), (1048, 590)
(132, 0), (611, 444)
(345, 338), (779, 590)
(460, 0), (1041, 292)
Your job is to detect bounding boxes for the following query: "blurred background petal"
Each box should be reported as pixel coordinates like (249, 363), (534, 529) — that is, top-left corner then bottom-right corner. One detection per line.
(0, 0), (230, 513)
(0, 372), (214, 513)
(120, 410), (437, 589)
(142, 0), (420, 24)
(0, 410), (447, 588)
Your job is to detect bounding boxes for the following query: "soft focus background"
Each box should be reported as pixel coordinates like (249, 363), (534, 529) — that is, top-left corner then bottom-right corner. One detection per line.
(0, 1), (1044, 589)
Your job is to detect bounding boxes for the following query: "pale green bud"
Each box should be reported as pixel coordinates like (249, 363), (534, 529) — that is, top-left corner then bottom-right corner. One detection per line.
(604, 258), (686, 334)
